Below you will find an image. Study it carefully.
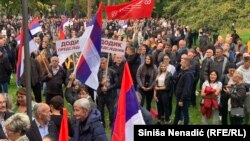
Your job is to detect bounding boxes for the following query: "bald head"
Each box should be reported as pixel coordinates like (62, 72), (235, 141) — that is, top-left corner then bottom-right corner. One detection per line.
(33, 103), (50, 118)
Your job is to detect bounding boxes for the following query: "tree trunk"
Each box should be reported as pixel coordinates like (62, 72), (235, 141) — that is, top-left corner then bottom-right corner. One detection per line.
(87, 0), (92, 18)
(75, 0), (80, 18)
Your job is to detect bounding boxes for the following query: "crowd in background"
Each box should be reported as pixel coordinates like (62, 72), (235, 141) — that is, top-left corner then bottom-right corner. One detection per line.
(0, 16), (250, 140)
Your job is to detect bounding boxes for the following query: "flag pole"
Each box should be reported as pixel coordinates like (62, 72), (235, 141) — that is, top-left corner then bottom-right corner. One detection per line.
(39, 53), (50, 74)
(105, 53), (110, 80)
(22, 0), (32, 121)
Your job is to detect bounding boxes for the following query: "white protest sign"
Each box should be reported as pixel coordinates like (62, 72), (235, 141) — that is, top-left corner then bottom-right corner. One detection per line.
(56, 38), (81, 55)
(101, 38), (126, 55)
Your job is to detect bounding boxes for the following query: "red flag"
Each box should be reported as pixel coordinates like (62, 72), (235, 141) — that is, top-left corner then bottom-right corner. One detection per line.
(59, 108), (68, 141)
(105, 0), (155, 20)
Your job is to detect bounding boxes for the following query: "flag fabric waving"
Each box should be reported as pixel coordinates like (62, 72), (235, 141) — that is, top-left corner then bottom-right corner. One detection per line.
(15, 34), (21, 45)
(28, 18), (42, 35)
(16, 18), (40, 85)
(59, 108), (69, 141)
(74, 2), (102, 90)
(111, 62), (145, 141)
(59, 17), (68, 40)
(16, 18), (42, 45)
(105, 0), (155, 20)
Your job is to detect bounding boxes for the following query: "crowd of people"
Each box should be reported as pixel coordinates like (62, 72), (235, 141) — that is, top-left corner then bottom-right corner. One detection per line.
(0, 16), (250, 140)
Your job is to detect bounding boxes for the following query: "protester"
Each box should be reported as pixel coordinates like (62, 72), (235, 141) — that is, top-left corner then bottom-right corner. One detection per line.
(72, 98), (107, 141)
(12, 87), (36, 115)
(200, 70), (222, 125)
(224, 72), (247, 125)
(4, 113), (30, 141)
(26, 103), (58, 141)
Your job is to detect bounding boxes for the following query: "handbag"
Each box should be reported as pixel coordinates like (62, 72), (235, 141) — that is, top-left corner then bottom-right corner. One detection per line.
(231, 107), (244, 117)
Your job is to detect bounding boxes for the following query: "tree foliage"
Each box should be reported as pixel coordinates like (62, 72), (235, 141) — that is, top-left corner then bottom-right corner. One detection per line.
(1, 0), (250, 32)
(158, 0), (250, 31)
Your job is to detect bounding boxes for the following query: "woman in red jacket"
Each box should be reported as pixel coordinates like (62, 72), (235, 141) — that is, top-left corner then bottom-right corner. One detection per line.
(200, 70), (222, 124)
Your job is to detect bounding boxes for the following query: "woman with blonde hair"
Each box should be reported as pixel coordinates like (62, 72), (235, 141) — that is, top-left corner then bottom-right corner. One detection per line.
(153, 62), (172, 124)
(224, 71), (247, 125)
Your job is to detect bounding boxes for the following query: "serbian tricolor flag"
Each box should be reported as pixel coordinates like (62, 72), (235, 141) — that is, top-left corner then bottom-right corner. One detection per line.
(59, 108), (69, 141)
(16, 22), (39, 85)
(15, 18), (41, 45)
(105, 0), (155, 20)
(74, 2), (102, 90)
(59, 17), (68, 40)
(15, 34), (21, 45)
(111, 62), (145, 141)
(28, 18), (42, 35)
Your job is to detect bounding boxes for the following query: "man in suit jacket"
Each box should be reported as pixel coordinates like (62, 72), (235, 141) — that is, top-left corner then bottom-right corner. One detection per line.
(26, 103), (58, 141)
(0, 93), (14, 139)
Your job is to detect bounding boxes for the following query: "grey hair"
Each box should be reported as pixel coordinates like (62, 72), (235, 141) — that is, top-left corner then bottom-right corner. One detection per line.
(5, 113), (30, 135)
(33, 103), (47, 118)
(74, 98), (91, 112)
(0, 93), (6, 99)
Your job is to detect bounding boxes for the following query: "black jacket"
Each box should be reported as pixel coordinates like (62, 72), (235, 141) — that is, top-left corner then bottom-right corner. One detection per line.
(26, 120), (58, 141)
(0, 56), (12, 84)
(42, 66), (66, 95)
(175, 69), (194, 101)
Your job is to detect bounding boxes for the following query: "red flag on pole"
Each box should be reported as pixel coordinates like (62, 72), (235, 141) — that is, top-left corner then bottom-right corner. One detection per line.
(105, 0), (155, 20)
(59, 108), (68, 141)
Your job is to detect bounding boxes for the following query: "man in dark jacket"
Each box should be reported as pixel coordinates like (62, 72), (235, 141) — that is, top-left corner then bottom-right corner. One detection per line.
(125, 47), (140, 88)
(21, 54), (42, 102)
(26, 103), (58, 141)
(0, 48), (12, 93)
(97, 57), (118, 128)
(173, 57), (194, 125)
(42, 56), (66, 103)
(72, 98), (107, 141)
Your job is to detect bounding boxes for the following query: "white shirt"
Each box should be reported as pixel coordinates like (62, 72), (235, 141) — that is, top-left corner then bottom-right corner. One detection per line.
(157, 73), (167, 87)
(35, 119), (49, 139)
(52, 66), (59, 75)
